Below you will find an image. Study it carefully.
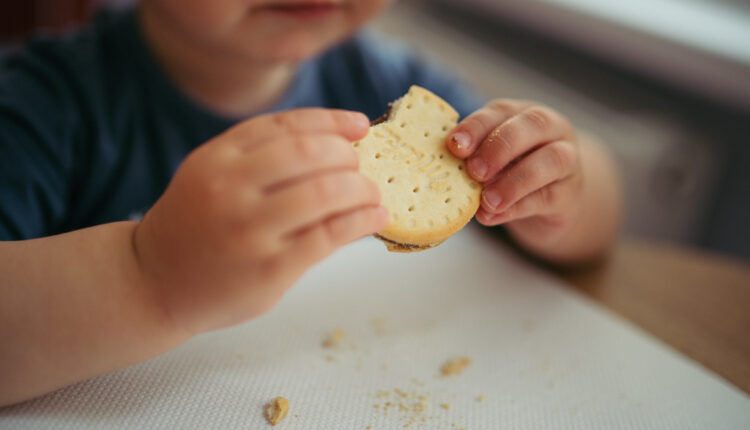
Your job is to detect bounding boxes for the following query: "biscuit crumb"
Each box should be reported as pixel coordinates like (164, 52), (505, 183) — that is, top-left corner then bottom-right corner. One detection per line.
(264, 397), (289, 426)
(371, 318), (387, 336)
(322, 328), (345, 348)
(415, 400), (429, 412)
(441, 403), (451, 410)
(441, 357), (471, 376)
(367, 426), (372, 429)
(477, 395), (485, 403)
(374, 387), (433, 427)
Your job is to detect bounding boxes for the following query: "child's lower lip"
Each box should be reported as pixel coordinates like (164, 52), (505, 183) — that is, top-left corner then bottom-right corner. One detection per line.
(261, 3), (341, 20)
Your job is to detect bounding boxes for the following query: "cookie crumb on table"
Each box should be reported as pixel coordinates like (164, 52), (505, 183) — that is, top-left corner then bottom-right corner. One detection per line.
(265, 396), (289, 426)
(371, 318), (387, 337)
(322, 328), (345, 348)
(440, 357), (471, 376)
(373, 388), (439, 428)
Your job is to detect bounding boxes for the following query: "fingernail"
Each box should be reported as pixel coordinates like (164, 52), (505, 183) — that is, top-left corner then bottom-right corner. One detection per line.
(468, 157), (488, 180)
(482, 189), (503, 210)
(451, 132), (470, 149)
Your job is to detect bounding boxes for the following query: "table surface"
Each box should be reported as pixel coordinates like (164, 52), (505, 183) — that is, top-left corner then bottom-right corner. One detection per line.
(6, 232), (750, 429)
(560, 239), (750, 395)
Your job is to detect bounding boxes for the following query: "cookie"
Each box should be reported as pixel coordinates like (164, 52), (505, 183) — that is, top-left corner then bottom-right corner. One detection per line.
(353, 85), (481, 252)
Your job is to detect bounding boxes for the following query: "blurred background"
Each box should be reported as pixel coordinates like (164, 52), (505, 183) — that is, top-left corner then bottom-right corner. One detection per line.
(2, 0), (749, 259)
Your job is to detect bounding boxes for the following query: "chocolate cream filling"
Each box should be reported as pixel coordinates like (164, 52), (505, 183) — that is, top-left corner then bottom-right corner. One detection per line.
(373, 233), (434, 251)
(370, 102), (393, 126)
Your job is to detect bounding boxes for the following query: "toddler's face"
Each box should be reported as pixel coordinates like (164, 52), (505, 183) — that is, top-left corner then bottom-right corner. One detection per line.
(145, 0), (394, 63)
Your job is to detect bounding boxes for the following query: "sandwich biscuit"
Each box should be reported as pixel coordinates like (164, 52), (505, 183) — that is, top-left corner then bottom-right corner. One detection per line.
(353, 86), (481, 252)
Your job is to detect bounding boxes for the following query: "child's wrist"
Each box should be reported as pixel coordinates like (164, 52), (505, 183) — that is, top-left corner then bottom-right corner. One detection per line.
(128, 220), (194, 343)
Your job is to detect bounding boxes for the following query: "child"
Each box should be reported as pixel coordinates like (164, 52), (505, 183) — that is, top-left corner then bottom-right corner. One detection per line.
(0, 0), (621, 405)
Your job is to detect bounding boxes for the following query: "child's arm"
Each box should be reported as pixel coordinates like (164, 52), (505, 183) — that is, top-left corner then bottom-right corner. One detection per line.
(448, 100), (621, 265)
(0, 222), (188, 406)
(0, 109), (386, 406)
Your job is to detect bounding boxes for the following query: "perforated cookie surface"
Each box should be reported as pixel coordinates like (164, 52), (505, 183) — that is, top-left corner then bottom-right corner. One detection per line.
(353, 86), (481, 252)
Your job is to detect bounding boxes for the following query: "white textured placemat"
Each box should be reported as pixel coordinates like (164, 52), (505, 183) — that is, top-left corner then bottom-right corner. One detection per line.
(2, 226), (749, 429)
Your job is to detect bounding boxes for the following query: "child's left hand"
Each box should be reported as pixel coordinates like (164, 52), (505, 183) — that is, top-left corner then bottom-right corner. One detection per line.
(447, 99), (582, 239)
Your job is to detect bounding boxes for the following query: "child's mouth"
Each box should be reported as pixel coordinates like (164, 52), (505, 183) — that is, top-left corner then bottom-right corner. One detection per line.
(260, 2), (342, 20)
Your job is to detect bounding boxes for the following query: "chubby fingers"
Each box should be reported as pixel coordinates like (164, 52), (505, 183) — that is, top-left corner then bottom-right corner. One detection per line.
(479, 140), (579, 215)
(256, 204), (387, 293)
(447, 99), (532, 158)
(226, 108), (370, 150)
(475, 139), (582, 227)
(243, 133), (360, 190)
(258, 171), (384, 239)
(284, 206), (389, 272)
(468, 106), (575, 182)
(448, 101), (575, 183)
(476, 176), (580, 226)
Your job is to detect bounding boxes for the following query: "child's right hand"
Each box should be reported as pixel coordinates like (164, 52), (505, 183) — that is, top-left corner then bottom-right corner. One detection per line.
(133, 109), (386, 335)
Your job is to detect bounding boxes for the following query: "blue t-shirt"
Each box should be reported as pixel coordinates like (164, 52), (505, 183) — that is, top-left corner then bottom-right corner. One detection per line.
(0, 10), (483, 240)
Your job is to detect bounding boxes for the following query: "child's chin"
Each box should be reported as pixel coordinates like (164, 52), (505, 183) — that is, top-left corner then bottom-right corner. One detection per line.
(253, 28), (349, 63)
(255, 41), (332, 64)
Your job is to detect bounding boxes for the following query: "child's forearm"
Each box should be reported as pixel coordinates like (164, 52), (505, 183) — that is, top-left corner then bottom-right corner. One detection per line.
(506, 136), (622, 265)
(0, 222), (191, 406)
